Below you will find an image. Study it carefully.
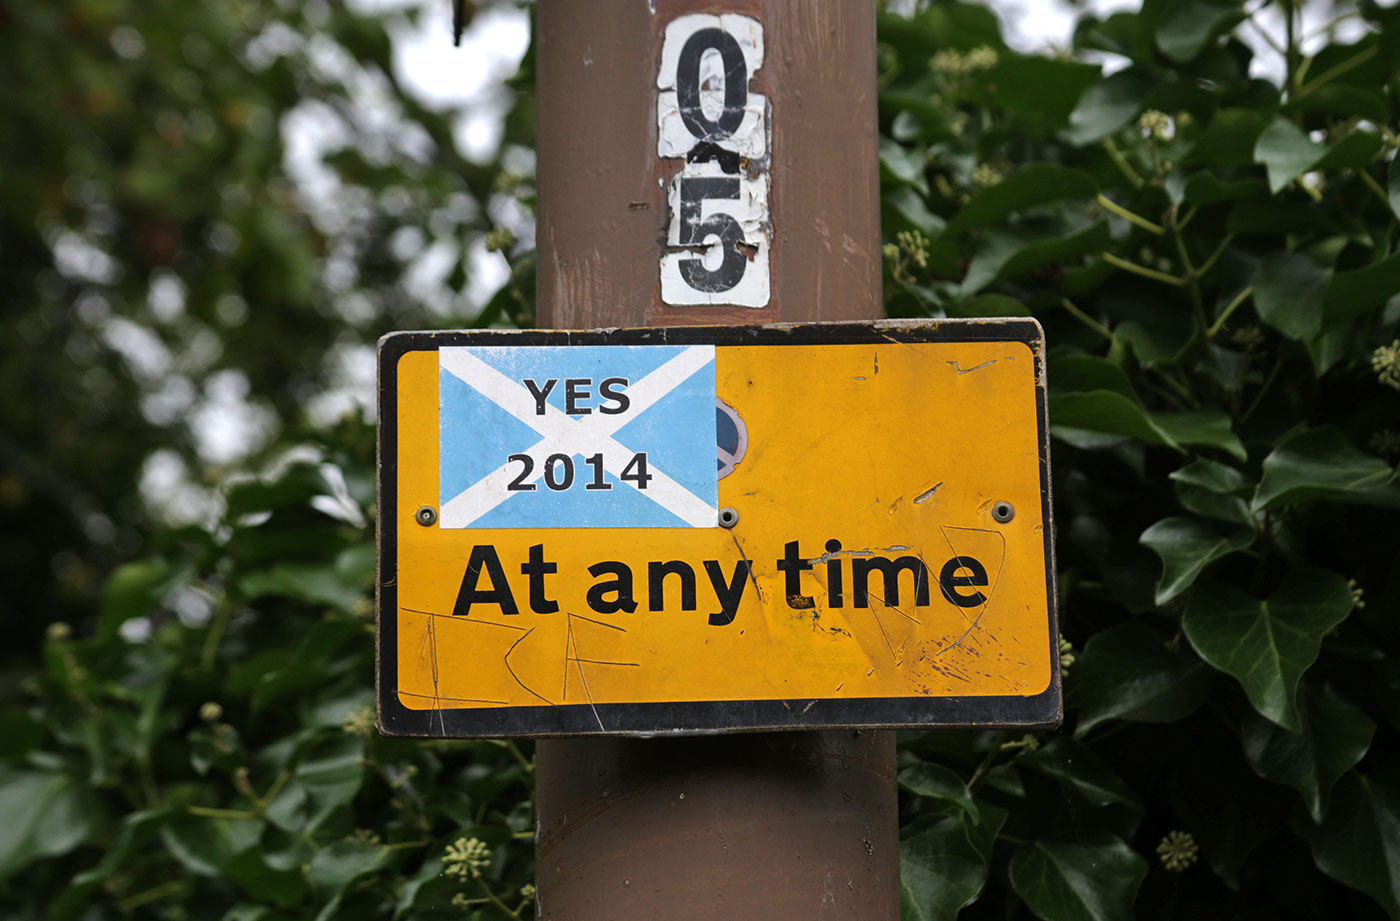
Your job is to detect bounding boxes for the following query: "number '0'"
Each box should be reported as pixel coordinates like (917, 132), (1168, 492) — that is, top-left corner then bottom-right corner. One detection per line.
(676, 28), (747, 141)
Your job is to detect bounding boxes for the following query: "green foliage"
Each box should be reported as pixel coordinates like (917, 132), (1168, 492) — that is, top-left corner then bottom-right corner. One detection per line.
(877, 0), (1400, 917)
(5, 0), (1400, 919)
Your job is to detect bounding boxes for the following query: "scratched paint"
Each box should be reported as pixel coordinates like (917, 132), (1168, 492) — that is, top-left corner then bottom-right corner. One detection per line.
(382, 325), (1057, 733)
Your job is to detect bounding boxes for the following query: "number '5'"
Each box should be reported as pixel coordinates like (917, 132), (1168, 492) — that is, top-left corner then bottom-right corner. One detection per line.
(678, 177), (746, 293)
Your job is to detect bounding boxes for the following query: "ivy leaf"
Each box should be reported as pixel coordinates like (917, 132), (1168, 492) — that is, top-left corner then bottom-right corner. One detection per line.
(238, 545), (373, 614)
(1389, 155), (1400, 220)
(947, 293), (1032, 319)
(0, 767), (99, 878)
(160, 812), (261, 877)
(298, 734), (366, 830)
(1155, 0), (1245, 63)
(99, 559), (168, 640)
(898, 762), (980, 823)
(1170, 737), (1281, 889)
(1151, 412), (1245, 461)
(1049, 358), (1241, 457)
(1299, 772), (1400, 919)
(900, 805), (1007, 921)
(1140, 517), (1255, 604)
(1182, 570), (1354, 731)
(1074, 623), (1213, 736)
(945, 163), (1097, 233)
(886, 186), (946, 237)
(1063, 69), (1153, 146)
(1009, 835), (1148, 921)
(1252, 251), (1328, 342)
(1184, 108), (1266, 167)
(1324, 250), (1400, 327)
(1050, 390), (1184, 451)
(307, 838), (389, 896)
(1254, 118), (1326, 193)
(1242, 684), (1375, 822)
(881, 136), (928, 195)
(1252, 427), (1398, 512)
(1020, 738), (1142, 813)
(1170, 458), (1254, 526)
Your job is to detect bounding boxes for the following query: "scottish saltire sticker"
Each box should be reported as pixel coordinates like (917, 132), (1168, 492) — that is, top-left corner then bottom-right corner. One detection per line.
(438, 345), (718, 528)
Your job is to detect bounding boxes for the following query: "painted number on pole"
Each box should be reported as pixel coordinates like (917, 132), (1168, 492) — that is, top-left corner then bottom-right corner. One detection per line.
(658, 14), (770, 308)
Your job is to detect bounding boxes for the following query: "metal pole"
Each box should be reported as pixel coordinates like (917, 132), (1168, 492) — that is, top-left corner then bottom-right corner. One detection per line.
(533, 2), (895, 918)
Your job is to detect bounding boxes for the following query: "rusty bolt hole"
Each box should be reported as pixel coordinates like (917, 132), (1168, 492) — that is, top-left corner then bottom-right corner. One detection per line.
(718, 507), (739, 529)
(991, 501), (1015, 524)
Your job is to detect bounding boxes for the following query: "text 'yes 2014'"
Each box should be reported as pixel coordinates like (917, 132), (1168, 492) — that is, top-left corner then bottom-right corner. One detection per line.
(504, 375), (653, 493)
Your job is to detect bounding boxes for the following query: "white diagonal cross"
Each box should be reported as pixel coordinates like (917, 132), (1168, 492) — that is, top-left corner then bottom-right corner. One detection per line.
(438, 345), (717, 528)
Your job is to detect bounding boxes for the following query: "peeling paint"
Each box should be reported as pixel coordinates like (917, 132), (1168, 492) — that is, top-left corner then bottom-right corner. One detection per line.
(806, 544), (910, 566)
(947, 359), (998, 374)
(913, 483), (942, 504)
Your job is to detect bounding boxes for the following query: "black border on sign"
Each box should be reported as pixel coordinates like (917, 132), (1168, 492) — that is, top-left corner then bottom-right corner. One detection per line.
(376, 319), (1061, 738)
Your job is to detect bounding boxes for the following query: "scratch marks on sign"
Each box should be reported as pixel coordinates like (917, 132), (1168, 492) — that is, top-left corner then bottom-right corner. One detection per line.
(505, 628), (552, 706)
(933, 525), (1006, 658)
(727, 529), (766, 604)
(427, 614), (444, 733)
(562, 612), (638, 730)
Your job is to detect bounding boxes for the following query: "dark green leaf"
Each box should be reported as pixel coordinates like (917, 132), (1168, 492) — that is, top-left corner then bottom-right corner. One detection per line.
(0, 767), (98, 878)
(898, 762), (980, 822)
(1171, 458), (1254, 525)
(947, 293), (1032, 318)
(1183, 570), (1354, 730)
(900, 805), (1007, 921)
(1389, 155), (1400, 220)
(1050, 391), (1183, 451)
(962, 220), (1110, 295)
(1252, 427), (1398, 512)
(238, 544), (372, 613)
(1242, 684), (1375, 821)
(1021, 738), (1142, 812)
(1009, 835), (1148, 921)
(886, 187), (946, 236)
(1252, 251), (1328, 342)
(881, 137), (929, 195)
(1075, 623), (1213, 735)
(1063, 70), (1153, 146)
(307, 838), (389, 895)
(1151, 412), (1245, 460)
(99, 559), (169, 639)
(1140, 517), (1255, 604)
(1312, 130), (1384, 173)
(1300, 772), (1400, 919)
(1254, 117), (1326, 193)
(1324, 250), (1400, 327)
(1184, 108), (1266, 167)
(946, 163), (1097, 234)
(1155, 0), (1245, 63)
(298, 733), (366, 828)
(160, 813), (261, 877)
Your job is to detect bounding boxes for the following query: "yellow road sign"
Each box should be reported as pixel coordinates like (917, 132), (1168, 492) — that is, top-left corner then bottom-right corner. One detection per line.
(377, 320), (1059, 736)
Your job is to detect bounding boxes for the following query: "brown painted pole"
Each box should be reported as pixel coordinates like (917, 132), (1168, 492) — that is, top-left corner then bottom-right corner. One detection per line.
(533, 1), (896, 918)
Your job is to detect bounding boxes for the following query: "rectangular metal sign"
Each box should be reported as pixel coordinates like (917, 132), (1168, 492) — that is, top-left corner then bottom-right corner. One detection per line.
(377, 320), (1060, 737)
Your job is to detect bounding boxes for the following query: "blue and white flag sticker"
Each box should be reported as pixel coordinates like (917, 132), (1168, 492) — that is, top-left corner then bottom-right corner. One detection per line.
(439, 345), (719, 528)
